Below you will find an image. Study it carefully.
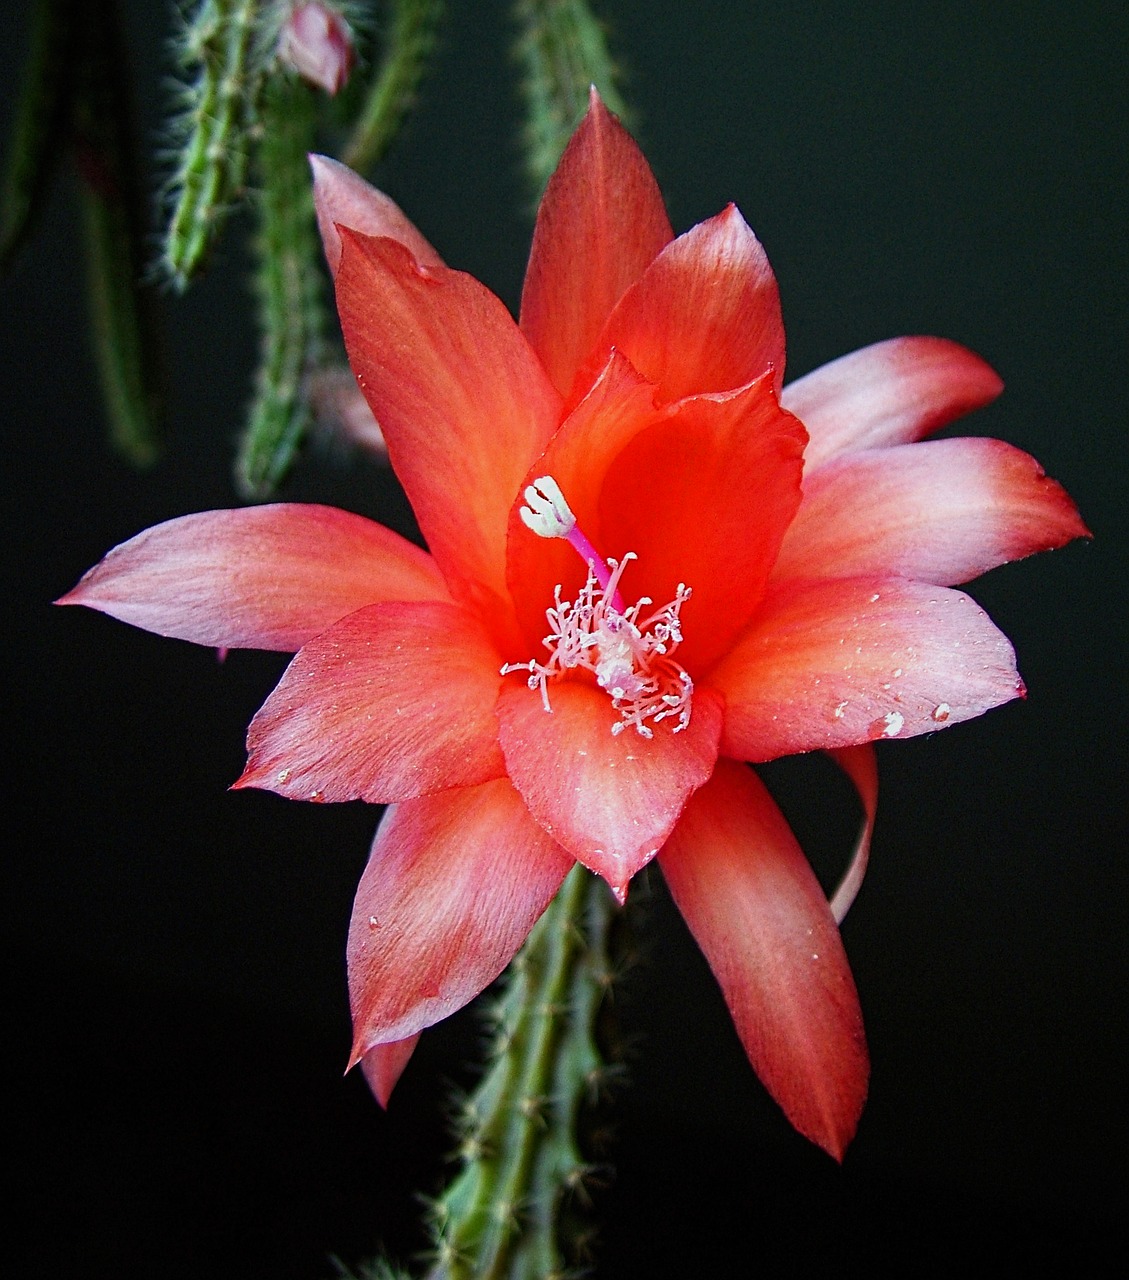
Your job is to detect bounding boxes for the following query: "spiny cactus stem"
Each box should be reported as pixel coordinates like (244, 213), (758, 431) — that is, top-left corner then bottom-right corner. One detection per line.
(162, 0), (264, 290)
(235, 69), (326, 498)
(428, 865), (616, 1280)
(512, 0), (631, 196)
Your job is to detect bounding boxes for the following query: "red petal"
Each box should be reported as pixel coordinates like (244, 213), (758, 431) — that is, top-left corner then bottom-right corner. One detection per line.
(236, 600), (506, 802)
(782, 337), (1003, 472)
(504, 358), (806, 672)
(310, 154), (443, 275)
(496, 679), (723, 901)
(660, 760), (868, 1160)
(569, 204), (785, 410)
(826, 745), (878, 924)
(596, 375), (807, 671)
(360, 1035), (420, 1108)
(520, 89), (673, 399)
(347, 780), (573, 1057)
(56, 505), (449, 651)
(773, 437), (1090, 585)
(335, 230), (561, 624)
(713, 577), (1024, 761)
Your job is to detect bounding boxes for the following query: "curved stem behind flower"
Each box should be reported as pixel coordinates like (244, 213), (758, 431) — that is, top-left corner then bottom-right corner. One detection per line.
(343, 0), (444, 175)
(426, 865), (615, 1280)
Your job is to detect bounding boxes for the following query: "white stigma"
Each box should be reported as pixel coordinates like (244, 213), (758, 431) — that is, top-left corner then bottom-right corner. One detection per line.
(519, 476), (576, 539)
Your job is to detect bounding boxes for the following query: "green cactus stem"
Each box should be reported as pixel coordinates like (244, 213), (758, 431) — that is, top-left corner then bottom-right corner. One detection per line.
(235, 69), (326, 498)
(0, 0), (78, 269)
(343, 0), (444, 175)
(161, 0), (266, 291)
(512, 0), (630, 194)
(73, 0), (164, 465)
(426, 864), (618, 1280)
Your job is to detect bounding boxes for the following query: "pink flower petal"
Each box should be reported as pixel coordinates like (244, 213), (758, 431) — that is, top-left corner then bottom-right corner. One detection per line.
(56, 505), (450, 651)
(335, 231), (561, 627)
(347, 780), (573, 1057)
(596, 373), (806, 672)
(782, 337), (1003, 472)
(713, 577), (1024, 761)
(236, 601), (506, 803)
(659, 760), (868, 1160)
(569, 204), (786, 410)
(520, 89), (673, 399)
(496, 679), (723, 901)
(310, 154), (442, 275)
(773, 437), (1090, 586)
(826, 745), (878, 924)
(360, 1035), (420, 1108)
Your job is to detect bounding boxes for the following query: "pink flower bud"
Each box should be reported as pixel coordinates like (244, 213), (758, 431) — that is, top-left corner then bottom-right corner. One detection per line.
(279, 3), (355, 96)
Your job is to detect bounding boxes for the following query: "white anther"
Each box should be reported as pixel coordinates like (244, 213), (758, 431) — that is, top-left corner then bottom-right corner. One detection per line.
(519, 476), (576, 539)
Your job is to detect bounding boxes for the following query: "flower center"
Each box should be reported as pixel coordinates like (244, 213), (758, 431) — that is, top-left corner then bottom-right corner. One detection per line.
(502, 477), (694, 738)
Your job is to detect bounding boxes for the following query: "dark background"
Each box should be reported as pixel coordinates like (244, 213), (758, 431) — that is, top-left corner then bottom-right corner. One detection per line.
(5, 1), (1125, 1274)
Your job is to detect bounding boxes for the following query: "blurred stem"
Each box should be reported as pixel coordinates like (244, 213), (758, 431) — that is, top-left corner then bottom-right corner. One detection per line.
(73, 0), (163, 465)
(426, 866), (616, 1280)
(343, 0), (444, 174)
(0, 0), (77, 269)
(235, 71), (326, 498)
(512, 0), (630, 194)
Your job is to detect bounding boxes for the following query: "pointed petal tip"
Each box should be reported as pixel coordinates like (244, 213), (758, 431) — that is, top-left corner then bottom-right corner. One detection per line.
(354, 1035), (421, 1108)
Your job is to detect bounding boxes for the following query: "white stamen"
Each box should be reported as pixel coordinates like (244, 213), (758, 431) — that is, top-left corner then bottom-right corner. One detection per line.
(501, 553), (694, 738)
(519, 476), (576, 539)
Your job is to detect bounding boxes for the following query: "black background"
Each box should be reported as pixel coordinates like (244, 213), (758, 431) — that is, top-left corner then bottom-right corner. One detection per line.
(5, 2), (1125, 1274)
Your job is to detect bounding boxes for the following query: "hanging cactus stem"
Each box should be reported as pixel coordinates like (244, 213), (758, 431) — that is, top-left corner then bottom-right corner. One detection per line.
(73, 0), (164, 465)
(235, 70), (326, 499)
(161, 0), (266, 291)
(343, 0), (444, 175)
(1, 0), (78, 269)
(512, 0), (631, 195)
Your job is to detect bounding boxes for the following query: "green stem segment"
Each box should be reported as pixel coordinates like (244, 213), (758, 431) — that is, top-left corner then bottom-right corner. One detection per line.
(0, 0), (77, 269)
(162, 0), (265, 291)
(236, 70), (326, 498)
(512, 0), (631, 194)
(343, 0), (444, 175)
(74, 0), (164, 465)
(427, 866), (616, 1280)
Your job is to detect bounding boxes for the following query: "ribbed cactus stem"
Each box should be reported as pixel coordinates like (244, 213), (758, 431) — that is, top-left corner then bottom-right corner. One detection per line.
(236, 69), (327, 498)
(512, 0), (631, 195)
(427, 865), (616, 1280)
(161, 0), (265, 290)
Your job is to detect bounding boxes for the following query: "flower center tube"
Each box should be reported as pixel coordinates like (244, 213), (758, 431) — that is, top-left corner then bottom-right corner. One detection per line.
(502, 477), (694, 738)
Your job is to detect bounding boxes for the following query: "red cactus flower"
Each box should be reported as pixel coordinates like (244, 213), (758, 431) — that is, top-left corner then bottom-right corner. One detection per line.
(59, 93), (1086, 1160)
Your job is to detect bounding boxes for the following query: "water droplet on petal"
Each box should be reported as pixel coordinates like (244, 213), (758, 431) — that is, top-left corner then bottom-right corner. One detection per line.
(932, 703), (951, 722)
(871, 710), (904, 738)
